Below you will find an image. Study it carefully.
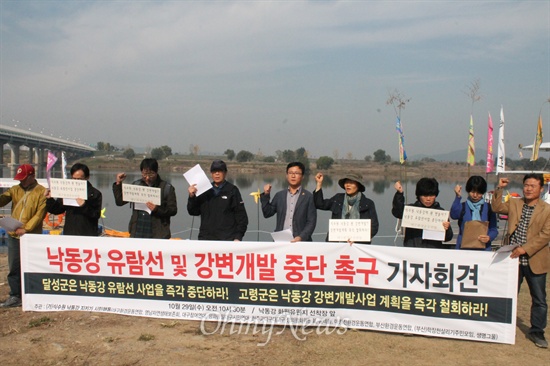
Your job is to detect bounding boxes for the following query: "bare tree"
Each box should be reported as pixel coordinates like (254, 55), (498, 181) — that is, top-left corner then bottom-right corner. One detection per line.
(386, 89), (411, 119)
(464, 78), (482, 114)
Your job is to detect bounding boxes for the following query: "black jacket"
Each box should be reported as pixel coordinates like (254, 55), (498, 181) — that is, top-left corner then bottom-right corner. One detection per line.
(187, 181), (248, 241)
(313, 189), (379, 243)
(47, 181), (102, 236)
(392, 191), (453, 248)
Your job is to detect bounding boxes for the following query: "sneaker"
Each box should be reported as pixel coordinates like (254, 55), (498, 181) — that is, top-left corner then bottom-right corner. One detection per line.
(0, 296), (22, 308)
(528, 332), (548, 348)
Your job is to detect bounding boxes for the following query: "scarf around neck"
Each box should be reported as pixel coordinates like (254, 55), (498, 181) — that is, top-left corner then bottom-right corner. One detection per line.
(467, 197), (484, 221)
(342, 193), (360, 219)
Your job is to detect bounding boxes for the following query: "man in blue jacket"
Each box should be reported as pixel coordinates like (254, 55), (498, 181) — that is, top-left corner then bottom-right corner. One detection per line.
(260, 162), (317, 242)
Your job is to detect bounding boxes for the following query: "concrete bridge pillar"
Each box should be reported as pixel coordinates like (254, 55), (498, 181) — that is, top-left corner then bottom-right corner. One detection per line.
(8, 143), (21, 167)
(0, 142), (4, 166)
(28, 146), (34, 164)
(34, 149), (40, 165)
(38, 149), (46, 167)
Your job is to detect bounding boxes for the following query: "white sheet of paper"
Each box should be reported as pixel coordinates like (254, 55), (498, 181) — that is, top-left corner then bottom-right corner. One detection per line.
(50, 178), (88, 200)
(401, 206), (449, 232)
(134, 202), (152, 214)
(0, 217), (24, 231)
(422, 229), (445, 241)
(183, 164), (212, 197)
(496, 244), (520, 253)
(328, 219), (371, 242)
(271, 229), (294, 242)
(122, 184), (161, 205)
(62, 198), (79, 207)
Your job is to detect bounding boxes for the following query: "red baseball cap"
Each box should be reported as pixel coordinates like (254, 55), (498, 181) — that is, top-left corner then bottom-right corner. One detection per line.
(14, 164), (35, 180)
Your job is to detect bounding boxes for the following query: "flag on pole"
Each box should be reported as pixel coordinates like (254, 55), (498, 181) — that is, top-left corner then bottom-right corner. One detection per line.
(395, 116), (407, 164)
(467, 115), (475, 166)
(61, 151), (68, 179)
(46, 150), (58, 187)
(496, 106), (506, 173)
(530, 114), (543, 161)
(486, 112), (494, 173)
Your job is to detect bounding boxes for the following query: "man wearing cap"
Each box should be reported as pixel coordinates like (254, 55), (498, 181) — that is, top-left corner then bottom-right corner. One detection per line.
(0, 164), (47, 307)
(313, 172), (379, 244)
(261, 162), (317, 242)
(113, 158), (177, 239)
(187, 160), (248, 241)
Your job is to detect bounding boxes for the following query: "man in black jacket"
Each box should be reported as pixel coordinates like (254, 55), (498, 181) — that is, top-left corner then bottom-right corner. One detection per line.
(187, 160), (248, 241)
(113, 158), (177, 239)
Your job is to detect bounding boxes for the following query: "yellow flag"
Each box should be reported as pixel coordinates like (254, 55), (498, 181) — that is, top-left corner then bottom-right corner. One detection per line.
(249, 189), (261, 204)
(531, 114), (543, 161)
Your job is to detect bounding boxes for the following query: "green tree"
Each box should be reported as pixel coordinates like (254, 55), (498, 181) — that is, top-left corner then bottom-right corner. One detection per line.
(316, 156), (334, 170)
(364, 155), (372, 162)
(160, 145), (172, 158)
(236, 150), (254, 162)
(281, 149), (296, 163)
(224, 149), (236, 161)
(122, 148), (135, 160)
(373, 149), (391, 163)
(96, 141), (105, 151)
(150, 147), (165, 160)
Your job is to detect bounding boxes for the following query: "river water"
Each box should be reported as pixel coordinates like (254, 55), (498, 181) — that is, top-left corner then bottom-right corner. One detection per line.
(2, 167), (524, 246)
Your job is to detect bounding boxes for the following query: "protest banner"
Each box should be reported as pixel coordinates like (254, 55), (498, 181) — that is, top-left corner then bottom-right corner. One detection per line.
(21, 235), (517, 344)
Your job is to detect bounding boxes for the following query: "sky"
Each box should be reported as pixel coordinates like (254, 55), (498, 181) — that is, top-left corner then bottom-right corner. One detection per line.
(1, 1), (549, 160)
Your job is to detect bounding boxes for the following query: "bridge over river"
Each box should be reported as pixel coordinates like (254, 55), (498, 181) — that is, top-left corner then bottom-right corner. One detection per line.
(0, 124), (95, 167)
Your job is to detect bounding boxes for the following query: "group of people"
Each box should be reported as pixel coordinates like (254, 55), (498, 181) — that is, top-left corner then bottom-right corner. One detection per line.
(0, 159), (547, 348)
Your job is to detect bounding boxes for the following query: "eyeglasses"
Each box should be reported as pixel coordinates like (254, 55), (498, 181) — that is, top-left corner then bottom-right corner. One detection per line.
(287, 171), (302, 176)
(142, 172), (157, 178)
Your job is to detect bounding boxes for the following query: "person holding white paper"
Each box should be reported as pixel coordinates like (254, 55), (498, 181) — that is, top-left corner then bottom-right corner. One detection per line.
(261, 162), (316, 242)
(113, 158), (177, 239)
(45, 163), (102, 236)
(187, 160), (248, 241)
(0, 164), (46, 308)
(392, 177), (453, 248)
(313, 172), (378, 244)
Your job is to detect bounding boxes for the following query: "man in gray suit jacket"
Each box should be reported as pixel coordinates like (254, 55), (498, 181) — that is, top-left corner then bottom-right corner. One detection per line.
(492, 174), (550, 348)
(261, 162), (317, 242)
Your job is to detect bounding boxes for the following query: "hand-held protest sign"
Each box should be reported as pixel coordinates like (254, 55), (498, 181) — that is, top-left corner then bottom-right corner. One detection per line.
(50, 178), (88, 200)
(122, 183), (161, 205)
(401, 206), (449, 232)
(328, 219), (371, 242)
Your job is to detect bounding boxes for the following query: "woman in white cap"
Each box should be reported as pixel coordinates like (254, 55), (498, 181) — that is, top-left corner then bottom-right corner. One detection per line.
(313, 172), (379, 244)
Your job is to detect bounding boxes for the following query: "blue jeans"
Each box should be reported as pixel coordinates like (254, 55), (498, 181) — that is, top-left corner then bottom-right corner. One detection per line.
(7, 236), (21, 298)
(518, 264), (547, 334)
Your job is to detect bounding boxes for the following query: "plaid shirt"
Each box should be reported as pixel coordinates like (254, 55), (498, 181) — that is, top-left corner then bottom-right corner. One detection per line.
(509, 202), (535, 266)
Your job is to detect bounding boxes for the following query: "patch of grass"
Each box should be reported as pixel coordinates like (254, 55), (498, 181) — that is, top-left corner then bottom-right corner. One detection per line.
(138, 333), (155, 342)
(104, 336), (118, 343)
(28, 317), (53, 328)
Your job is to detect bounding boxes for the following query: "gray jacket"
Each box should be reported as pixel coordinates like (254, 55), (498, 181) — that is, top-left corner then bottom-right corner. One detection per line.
(261, 188), (317, 241)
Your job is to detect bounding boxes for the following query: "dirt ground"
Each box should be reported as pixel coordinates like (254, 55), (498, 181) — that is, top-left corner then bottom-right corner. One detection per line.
(0, 252), (547, 366)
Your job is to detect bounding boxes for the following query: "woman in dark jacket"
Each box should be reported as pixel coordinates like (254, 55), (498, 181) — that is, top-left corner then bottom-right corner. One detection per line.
(313, 172), (379, 244)
(46, 163), (102, 236)
(392, 177), (453, 248)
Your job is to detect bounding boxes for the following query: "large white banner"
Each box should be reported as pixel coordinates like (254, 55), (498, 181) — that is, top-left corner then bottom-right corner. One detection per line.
(21, 235), (518, 344)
